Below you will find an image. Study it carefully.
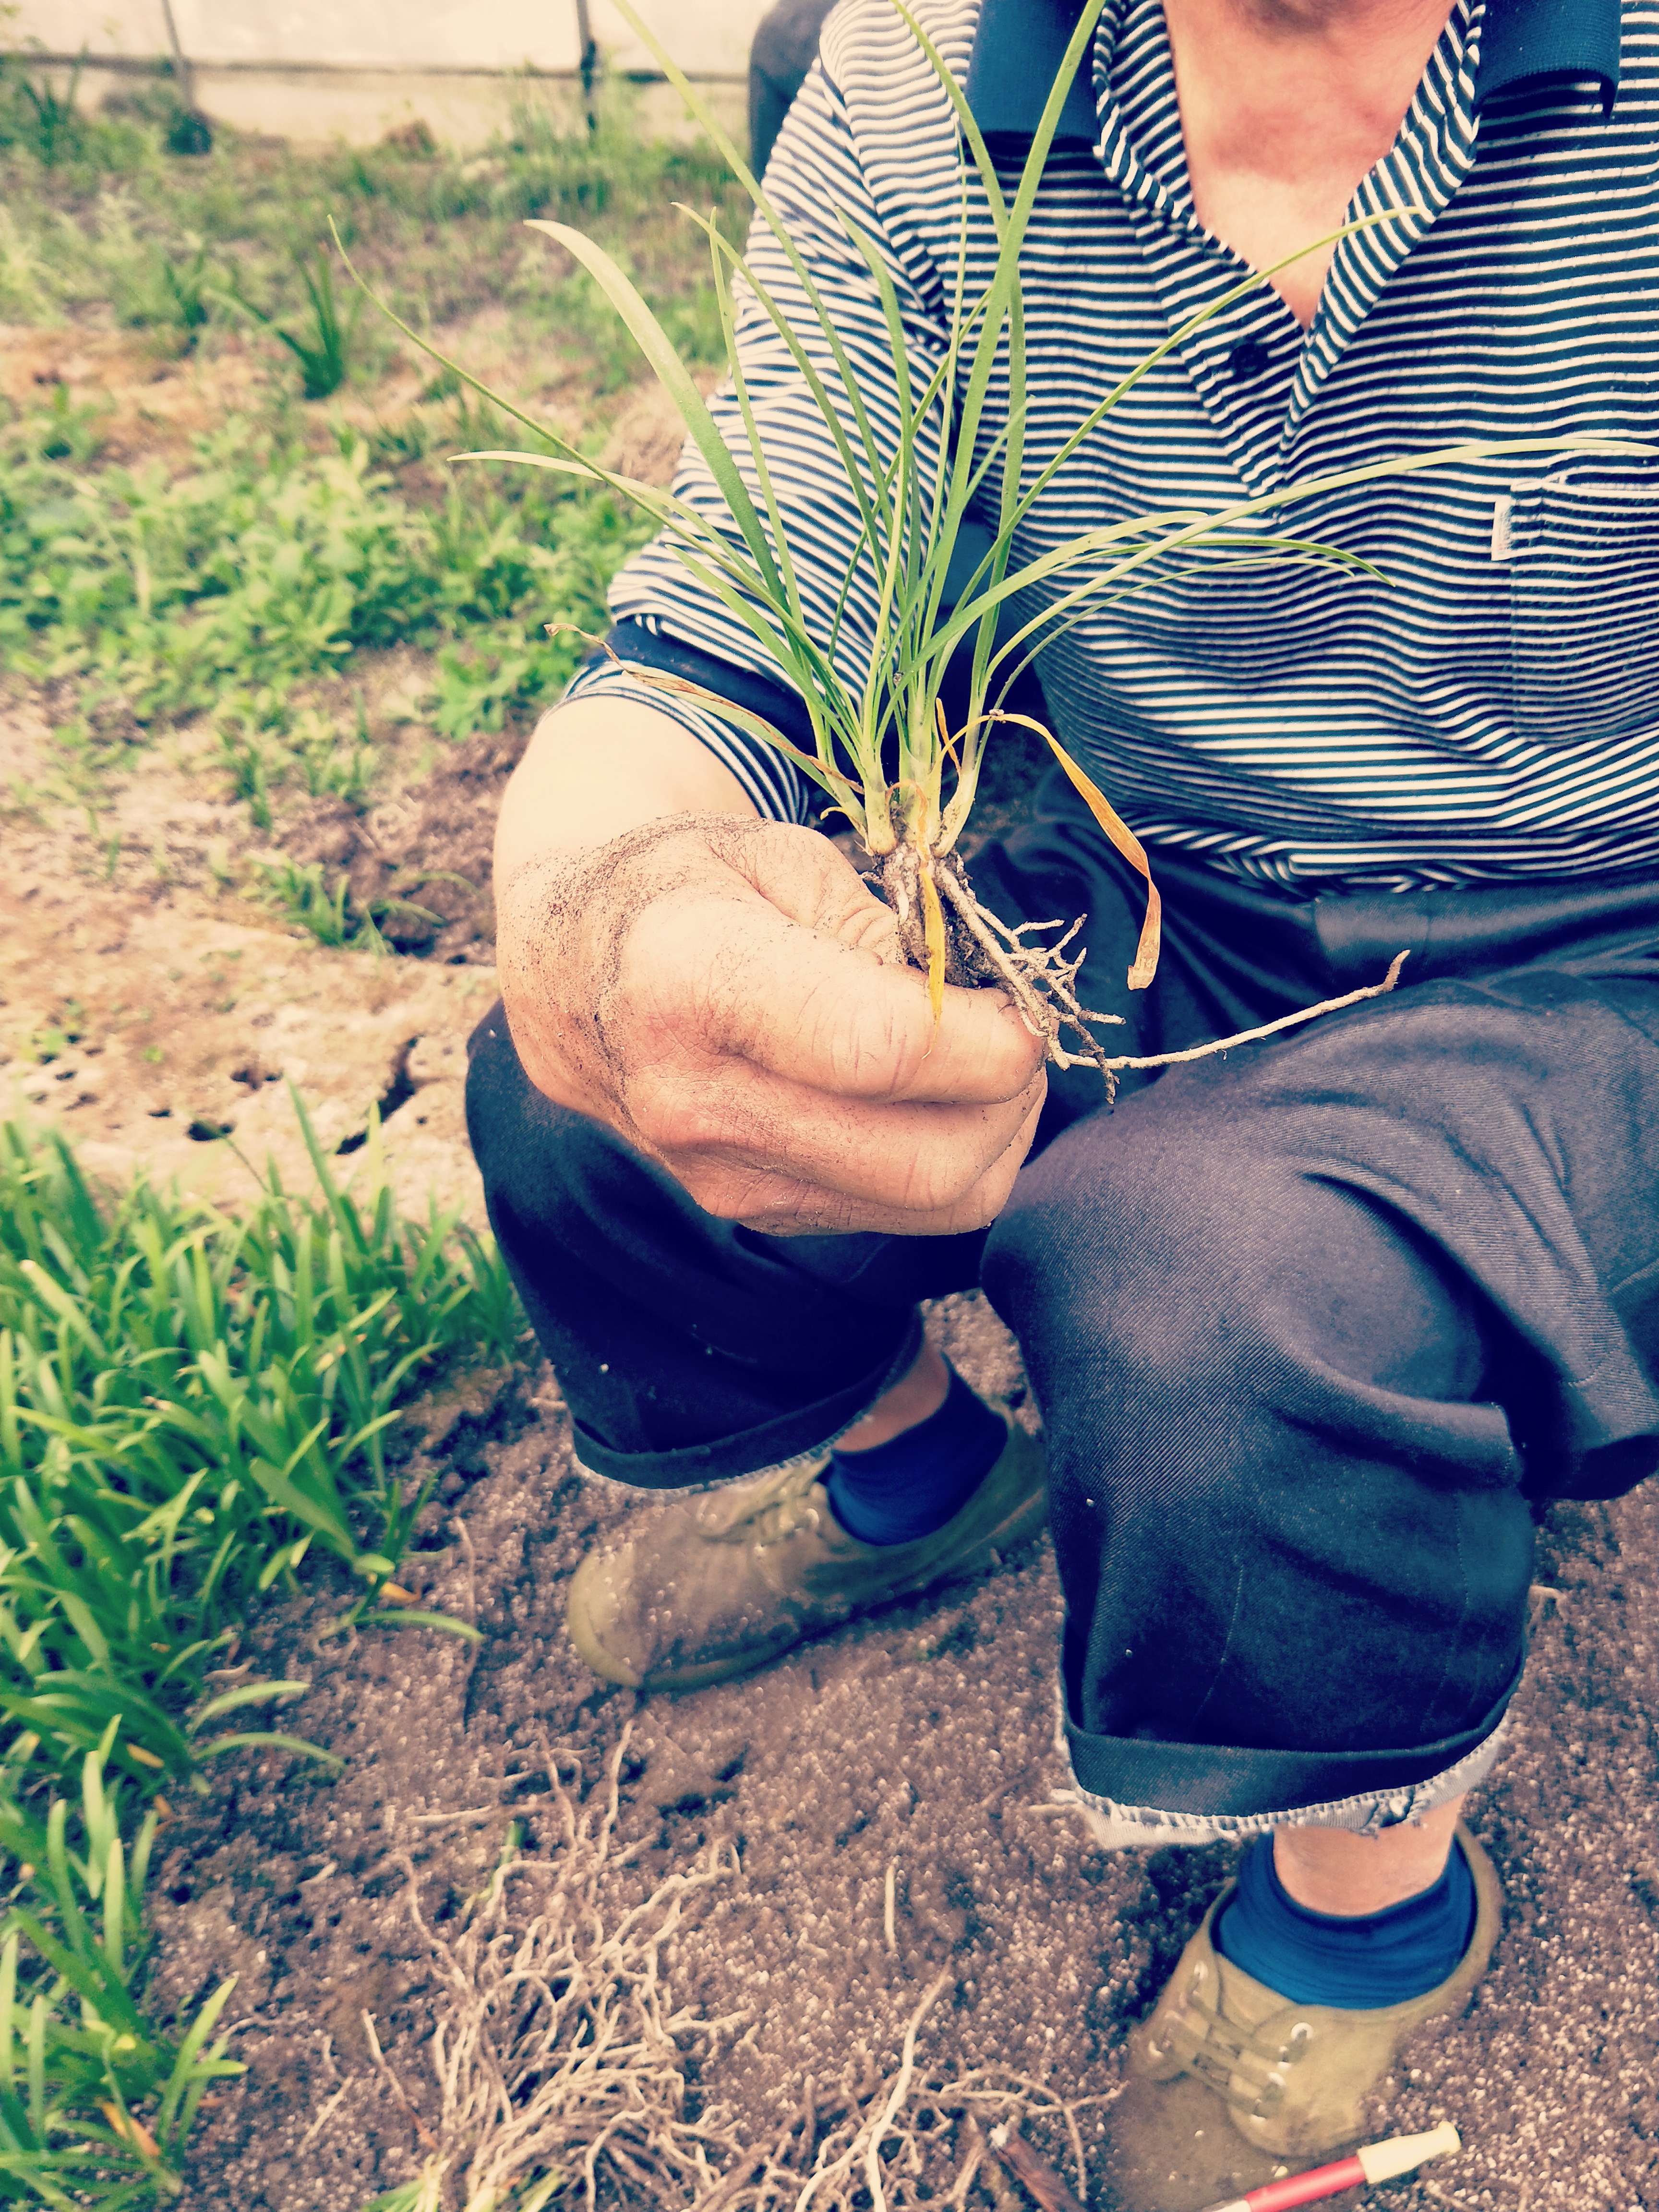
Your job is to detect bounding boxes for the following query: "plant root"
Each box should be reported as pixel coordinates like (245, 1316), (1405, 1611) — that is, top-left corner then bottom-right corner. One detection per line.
(384, 1717), (1122, 2212)
(680, 2017), (1112, 2212)
(878, 844), (1126, 1075)
(1098, 948), (1413, 1090)
(389, 1723), (750, 2212)
(877, 844), (1411, 1098)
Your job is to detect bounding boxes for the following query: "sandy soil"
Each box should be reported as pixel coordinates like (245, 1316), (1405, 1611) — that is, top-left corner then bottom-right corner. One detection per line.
(0, 860), (498, 1228)
(0, 684), (521, 1224)
(145, 1313), (1658, 2212)
(5, 696), (1655, 2212)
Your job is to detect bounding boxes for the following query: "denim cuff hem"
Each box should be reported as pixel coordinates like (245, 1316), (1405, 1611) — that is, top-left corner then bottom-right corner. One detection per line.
(1055, 1657), (1522, 1844)
(568, 1314), (924, 1491)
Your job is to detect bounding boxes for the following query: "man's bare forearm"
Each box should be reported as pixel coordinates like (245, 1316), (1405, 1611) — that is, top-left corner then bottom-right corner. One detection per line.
(494, 697), (759, 885)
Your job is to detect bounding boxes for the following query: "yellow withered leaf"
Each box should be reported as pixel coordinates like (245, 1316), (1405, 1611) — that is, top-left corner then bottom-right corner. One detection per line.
(99, 2103), (161, 2161)
(126, 1744), (165, 1769)
(1044, 734), (1161, 990)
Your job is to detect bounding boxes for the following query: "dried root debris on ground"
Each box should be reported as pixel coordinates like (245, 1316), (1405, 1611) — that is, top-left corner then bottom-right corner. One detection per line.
(130, 1298), (1657, 2212)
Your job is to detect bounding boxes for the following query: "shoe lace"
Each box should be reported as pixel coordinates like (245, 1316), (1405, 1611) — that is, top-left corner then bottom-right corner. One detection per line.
(1148, 1966), (1314, 2120)
(708, 1465), (824, 1551)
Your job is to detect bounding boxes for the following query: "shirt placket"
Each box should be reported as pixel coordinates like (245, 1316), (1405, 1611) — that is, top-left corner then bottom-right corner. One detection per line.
(1282, 0), (1486, 446)
(1088, 0), (1488, 495)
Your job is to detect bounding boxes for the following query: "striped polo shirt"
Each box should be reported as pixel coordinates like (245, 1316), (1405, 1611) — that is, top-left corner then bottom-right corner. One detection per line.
(565, 0), (1659, 892)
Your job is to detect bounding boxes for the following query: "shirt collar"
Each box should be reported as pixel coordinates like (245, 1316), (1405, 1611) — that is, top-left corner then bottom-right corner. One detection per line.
(1474, 0), (1621, 114)
(963, 0), (1623, 144)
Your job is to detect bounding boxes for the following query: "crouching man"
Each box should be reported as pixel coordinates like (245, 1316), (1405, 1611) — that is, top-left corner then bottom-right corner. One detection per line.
(466, 0), (1659, 2203)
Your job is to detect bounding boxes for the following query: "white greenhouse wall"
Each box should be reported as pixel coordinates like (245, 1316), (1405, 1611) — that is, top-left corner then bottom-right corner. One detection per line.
(7, 1), (770, 144)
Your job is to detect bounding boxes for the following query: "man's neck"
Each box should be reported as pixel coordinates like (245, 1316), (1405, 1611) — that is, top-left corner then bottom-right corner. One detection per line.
(1161, 0), (1458, 325)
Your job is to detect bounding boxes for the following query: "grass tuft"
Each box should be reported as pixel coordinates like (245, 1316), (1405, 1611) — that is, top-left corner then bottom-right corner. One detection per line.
(0, 1102), (525, 1809)
(0, 1730), (243, 2208)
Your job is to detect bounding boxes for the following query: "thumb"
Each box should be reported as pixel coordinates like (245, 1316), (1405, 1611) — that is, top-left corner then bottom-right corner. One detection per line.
(699, 822), (1046, 1106)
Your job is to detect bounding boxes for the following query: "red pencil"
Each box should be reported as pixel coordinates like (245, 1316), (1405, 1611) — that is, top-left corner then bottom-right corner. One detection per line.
(1198, 2121), (1461, 2212)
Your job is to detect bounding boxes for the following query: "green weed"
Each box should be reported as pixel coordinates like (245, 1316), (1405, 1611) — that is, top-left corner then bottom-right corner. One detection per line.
(0, 1731), (243, 2207)
(0, 1106), (525, 1806)
(0, 420), (635, 729)
(0, 91), (726, 761)
(0, 209), (52, 323)
(428, 627), (577, 741)
(16, 387), (107, 468)
(2, 50), (86, 170)
(0, 48), (159, 179)
(295, 698), (375, 805)
(212, 716), (278, 834)
(253, 857), (353, 947)
(224, 251), (364, 401)
(115, 239), (212, 348)
(253, 856), (449, 950)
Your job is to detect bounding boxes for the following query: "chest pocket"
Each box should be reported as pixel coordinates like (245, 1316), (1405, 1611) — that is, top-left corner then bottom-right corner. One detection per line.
(1507, 458), (1659, 747)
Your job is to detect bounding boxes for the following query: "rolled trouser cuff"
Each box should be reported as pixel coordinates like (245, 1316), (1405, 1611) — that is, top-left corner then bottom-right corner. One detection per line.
(569, 1312), (924, 1491)
(1054, 1660), (1521, 1847)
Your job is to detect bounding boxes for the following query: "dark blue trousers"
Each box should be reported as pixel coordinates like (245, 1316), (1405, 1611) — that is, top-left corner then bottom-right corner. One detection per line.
(466, 773), (1659, 1826)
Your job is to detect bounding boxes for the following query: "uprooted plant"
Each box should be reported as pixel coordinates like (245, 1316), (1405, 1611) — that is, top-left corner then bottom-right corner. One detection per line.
(338, 0), (1639, 1087)
(360, 1724), (1110, 2212)
(363, 1725), (750, 2212)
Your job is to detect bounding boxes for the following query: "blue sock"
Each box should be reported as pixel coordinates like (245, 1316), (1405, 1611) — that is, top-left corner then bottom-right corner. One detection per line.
(1213, 1834), (1477, 2009)
(824, 1365), (1007, 1546)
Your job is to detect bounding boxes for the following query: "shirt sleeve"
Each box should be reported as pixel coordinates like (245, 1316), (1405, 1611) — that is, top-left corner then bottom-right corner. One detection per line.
(561, 621), (815, 824)
(561, 0), (970, 825)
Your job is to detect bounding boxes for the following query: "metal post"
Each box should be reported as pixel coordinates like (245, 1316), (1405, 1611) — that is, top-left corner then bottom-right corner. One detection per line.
(574, 0), (598, 132)
(158, 0), (193, 112)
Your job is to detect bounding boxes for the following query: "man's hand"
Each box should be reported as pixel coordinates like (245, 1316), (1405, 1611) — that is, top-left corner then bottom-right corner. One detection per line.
(497, 812), (1047, 1236)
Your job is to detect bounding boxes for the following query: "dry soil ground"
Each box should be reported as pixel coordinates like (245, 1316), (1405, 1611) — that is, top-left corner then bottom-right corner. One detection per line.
(4, 719), (1657, 2212)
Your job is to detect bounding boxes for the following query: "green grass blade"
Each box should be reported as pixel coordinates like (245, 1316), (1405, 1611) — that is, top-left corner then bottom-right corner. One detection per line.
(185, 1681), (309, 1733)
(525, 219), (783, 597)
(361, 1608), (483, 1641)
(604, 0), (892, 493)
(3, 1911), (146, 2042)
(192, 1731), (342, 1769)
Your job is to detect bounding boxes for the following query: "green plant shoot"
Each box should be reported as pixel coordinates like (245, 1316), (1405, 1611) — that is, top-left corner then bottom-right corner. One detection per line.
(337, 0), (1645, 1078)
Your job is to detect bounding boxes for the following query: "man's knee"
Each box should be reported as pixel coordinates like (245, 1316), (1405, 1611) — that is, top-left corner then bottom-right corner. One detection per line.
(986, 1073), (1532, 1758)
(983, 1071), (1490, 1423)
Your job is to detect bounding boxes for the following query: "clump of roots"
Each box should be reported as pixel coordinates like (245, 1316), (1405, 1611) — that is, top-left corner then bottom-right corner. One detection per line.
(877, 839), (1412, 1102)
(688, 1968), (1112, 2211)
(379, 1725), (749, 2212)
(878, 842), (1127, 1081)
(373, 1727), (1115, 2212)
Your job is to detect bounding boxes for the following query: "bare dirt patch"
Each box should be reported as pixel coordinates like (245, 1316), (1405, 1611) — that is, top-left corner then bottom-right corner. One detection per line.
(280, 725), (524, 963)
(132, 1294), (1656, 2212)
(0, 323), (277, 465)
(0, 862), (497, 1224)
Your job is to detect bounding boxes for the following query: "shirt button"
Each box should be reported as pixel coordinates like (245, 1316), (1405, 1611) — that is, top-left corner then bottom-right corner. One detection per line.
(1227, 337), (1274, 381)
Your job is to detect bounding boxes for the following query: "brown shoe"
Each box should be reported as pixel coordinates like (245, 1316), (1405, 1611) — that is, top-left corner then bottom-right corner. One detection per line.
(565, 1419), (1046, 1692)
(1100, 1823), (1503, 2212)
